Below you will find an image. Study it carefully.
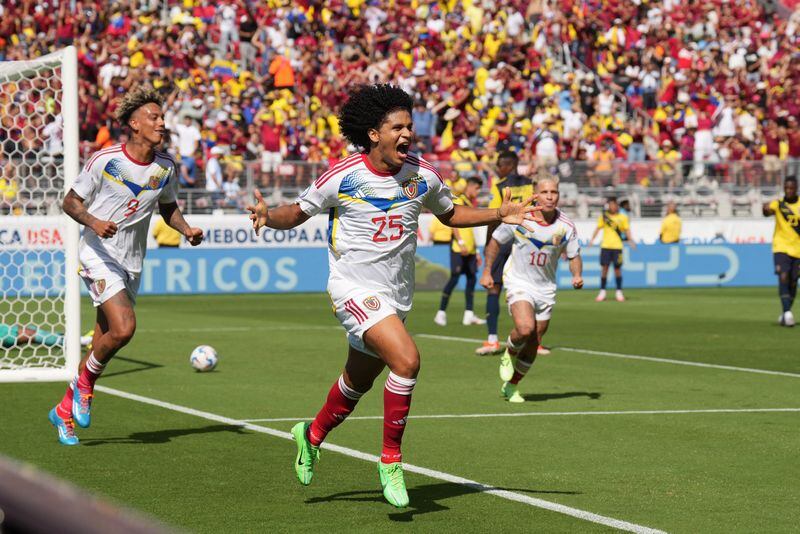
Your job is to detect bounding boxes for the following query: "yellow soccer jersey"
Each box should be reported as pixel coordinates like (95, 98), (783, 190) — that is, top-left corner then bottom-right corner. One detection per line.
(769, 198), (800, 258)
(660, 213), (682, 244)
(488, 174), (534, 209)
(451, 194), (477, 254)
(597, 212), (629, 250)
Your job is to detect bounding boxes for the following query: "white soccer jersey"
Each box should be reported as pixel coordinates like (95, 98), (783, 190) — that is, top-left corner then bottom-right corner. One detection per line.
(71, 144), (178, 274)
(492, 210), (580, 292)
(297, 152), (454, 311)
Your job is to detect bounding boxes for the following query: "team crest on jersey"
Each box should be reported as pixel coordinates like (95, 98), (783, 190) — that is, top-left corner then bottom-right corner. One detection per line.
(148, 175), (162, 190)
(363, 296), (381, 311)
(94, 279), (106, 295)
(552, 233), (563, 246)
(401, 175), (423, 199)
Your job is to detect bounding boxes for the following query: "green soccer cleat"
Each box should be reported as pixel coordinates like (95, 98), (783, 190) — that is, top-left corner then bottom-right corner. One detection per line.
(501, 382), (524, 403)
(499, 349), (515, 382)
(291, 422), (319, 486)
(378, 461), (409, 508)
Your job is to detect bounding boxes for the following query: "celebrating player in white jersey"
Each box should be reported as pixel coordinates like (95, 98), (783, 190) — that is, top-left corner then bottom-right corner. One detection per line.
(48, 87), (203, 446)
(481, 178), (583, 403)
(246, 84), (539, 508)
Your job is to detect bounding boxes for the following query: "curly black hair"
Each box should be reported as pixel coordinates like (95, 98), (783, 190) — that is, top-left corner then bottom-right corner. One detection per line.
(116, 85), (163, 127)
(338, 84), (413, 151)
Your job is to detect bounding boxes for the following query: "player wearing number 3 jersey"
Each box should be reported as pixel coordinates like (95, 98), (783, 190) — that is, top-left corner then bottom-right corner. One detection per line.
(47, 87), (203, 446)
(246, 84), (540, 508)
(481, 178), (583, 403)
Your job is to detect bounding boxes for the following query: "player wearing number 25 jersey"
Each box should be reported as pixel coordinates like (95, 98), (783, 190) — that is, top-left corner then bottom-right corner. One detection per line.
(247, 84), (538, 509)
(48, 87), (202, 447)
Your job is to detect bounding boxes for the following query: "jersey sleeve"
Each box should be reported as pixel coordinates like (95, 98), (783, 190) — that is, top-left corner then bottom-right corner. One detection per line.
(565, 227), (581, 259)
(488, 183), (502, 209)
(620, 214), (630, 231)
(71, 158), (103, 200)
(158, 161), (179, 203)
(769, 199), (779, 216)
(296, 175), (341, 216)
(491, 223), (515, 245)
(596, 215), (604, 229)
(422, 175), (454, 215)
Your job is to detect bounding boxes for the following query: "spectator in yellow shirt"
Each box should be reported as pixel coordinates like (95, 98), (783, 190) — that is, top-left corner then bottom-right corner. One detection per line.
(434, 178), (486, 327)
(589, 197), (636, 302)
(660, 202), (682, 244)
(152, 216), (183, 248)
(450, 139), (479, 177)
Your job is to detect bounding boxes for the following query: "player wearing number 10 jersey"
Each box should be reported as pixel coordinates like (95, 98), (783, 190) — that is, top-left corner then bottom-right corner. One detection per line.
(48, 87), (203, 446)
(247, 84), (539, 508)
(481, 178), (583, 403)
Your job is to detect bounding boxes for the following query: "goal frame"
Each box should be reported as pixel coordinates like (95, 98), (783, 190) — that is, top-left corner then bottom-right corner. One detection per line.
(0, 46), (80, 382)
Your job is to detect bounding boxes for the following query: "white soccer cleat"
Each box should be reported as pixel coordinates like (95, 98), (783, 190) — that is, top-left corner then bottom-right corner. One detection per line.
(434, 310), (447, 326)
(595, 290), (607, 302)
(615, 290), (626, 302)
(781, 311), (795, 327)
(536, 345), (551, 355)
(462, 310), (486, 325)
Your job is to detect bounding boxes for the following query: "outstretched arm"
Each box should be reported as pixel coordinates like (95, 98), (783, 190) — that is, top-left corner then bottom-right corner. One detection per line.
(159, 202), (203, 245)
(246, 189), (310, 234)
(437, 188), (539, 228)
(588, 226), (601, 245)
(763, 202), (775, 216)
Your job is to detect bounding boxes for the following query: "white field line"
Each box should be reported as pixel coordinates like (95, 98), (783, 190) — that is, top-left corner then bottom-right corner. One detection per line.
(242, 407), (800, 423)
(137, 325), (340, 334)
(95, 385), (666, 534)
(415, 333), (800, 379)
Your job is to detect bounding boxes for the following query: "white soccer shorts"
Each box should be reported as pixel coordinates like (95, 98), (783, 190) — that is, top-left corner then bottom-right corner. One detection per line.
(506, 284), (556, 321)
(78, 256), (141, 308)
(331, 288), (407, 358)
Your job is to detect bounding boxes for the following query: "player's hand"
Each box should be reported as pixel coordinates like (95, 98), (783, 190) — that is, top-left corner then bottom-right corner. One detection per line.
(459, 246), (470, 256)
(476, 255), (482, 267)
(629, 241), (637, 251)
(572, 276), (584, 289)
(480, 269), (493, 289)
(246, 189), (269, 236)
(92, 220), (117, 238)
(498, 189), (542, 226)
(184, 227), (204, 246)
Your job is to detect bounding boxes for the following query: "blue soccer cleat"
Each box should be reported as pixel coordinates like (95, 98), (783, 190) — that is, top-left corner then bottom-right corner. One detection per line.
(71, 381), (93, 428)
(48, 407), (79, 446)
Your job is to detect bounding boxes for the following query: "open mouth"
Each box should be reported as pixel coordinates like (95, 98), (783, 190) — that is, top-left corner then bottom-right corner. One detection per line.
(396, 142), (410, 157)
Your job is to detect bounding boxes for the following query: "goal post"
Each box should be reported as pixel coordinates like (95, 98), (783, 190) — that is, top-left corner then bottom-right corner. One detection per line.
(0, 46), (80, 382)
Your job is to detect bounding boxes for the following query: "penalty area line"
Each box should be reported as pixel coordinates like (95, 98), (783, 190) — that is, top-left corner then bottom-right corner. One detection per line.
(414, 334), (800, 379)
(241, 407), (800, 423)
(95, 384), (665, 534)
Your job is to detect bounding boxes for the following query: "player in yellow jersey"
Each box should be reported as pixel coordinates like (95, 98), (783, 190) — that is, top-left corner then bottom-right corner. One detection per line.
(434, 178), (486, 326)
(589, 197), (636, 302)
(476, 151), (536, 355)
(763, 176), (800, 326)
(659, 202), (682, 243)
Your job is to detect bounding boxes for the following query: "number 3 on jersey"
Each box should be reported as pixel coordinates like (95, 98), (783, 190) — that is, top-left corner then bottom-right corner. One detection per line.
(123, 198), (140, 218)
(372, 214), (403, 242)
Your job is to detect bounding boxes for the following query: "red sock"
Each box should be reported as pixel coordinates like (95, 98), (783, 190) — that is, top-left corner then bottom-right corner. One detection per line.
(307, 375), (363, 447)
(382, 372), (416, 464)
(76, 353), (106, 392)
(56, 380), (75, 419)
(509, 358), (533, 385)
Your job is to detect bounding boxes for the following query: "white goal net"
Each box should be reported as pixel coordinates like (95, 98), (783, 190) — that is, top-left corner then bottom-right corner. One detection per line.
(0, 47), (80, 382)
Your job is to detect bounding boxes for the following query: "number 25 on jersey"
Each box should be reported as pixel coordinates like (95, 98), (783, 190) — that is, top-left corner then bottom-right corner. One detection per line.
(372, 215), (403, 242)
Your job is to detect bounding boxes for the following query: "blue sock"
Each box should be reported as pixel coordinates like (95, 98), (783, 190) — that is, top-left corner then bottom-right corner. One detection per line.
(600, 277), (607, 290)
(615, 275), (623, 290)
(486, 293), (500, 337)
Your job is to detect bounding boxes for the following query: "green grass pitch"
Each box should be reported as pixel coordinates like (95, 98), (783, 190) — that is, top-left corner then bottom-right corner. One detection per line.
(1, 288), (798, 533)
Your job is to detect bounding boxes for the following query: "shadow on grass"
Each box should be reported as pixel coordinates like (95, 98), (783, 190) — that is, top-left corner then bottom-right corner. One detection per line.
(306, 482), (580, 521)
(80, 424), (249, 446)
(522, 392), (602, 402)
(101, 355), (164, 379)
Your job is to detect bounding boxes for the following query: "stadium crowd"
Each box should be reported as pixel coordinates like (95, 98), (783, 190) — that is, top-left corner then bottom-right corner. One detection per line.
(2, 0), (800, 209)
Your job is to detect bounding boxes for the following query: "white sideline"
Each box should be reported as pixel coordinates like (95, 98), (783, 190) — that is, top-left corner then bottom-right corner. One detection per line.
(415, 334), (800, 379)
(241, 407), (800, 423)
(95, 385), (666, 534)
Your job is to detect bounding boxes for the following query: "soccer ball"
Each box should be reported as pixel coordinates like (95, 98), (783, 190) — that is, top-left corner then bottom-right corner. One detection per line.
(190, 345), (218, 372)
